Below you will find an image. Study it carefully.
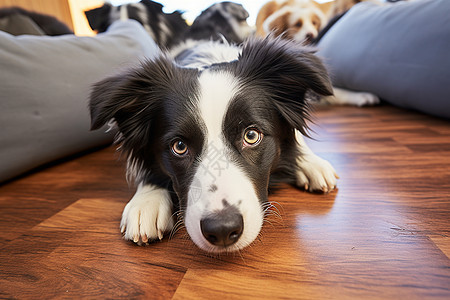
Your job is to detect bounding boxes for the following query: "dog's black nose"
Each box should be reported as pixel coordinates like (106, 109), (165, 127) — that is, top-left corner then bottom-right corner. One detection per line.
(200, 208), (243, 247)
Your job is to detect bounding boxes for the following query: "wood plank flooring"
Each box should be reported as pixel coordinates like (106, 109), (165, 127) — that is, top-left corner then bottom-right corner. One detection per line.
(1, 104), (449, 299)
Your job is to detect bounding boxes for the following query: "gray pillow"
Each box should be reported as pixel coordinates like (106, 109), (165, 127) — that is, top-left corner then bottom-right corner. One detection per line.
(0, 20), (159, 183)
(317, 0), (450, 119)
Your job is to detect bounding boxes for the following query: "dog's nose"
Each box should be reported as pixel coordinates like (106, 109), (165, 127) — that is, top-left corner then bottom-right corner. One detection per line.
(200, 209), (243, 247)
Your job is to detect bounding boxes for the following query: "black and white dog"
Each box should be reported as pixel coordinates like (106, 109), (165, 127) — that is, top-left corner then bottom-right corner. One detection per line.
(89, 37), (338, 253)
(183, 1), (252, 44)
(85, 0), (188, 49)
(85, 1), (252, 49)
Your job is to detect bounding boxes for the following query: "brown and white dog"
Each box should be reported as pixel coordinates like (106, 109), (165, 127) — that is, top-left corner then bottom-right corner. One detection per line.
(256, 0), (382, 44)
(256, 0), (329, 44)
(256, 0), (381, 106)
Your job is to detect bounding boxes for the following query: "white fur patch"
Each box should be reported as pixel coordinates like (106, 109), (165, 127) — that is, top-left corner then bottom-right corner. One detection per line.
(120, 183), (174, 244)
(197, 71), (238, 136)
(184, 71), (264, 252)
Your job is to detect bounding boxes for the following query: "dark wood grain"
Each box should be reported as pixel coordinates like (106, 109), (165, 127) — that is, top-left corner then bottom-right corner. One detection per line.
(1, 104), (449, 299)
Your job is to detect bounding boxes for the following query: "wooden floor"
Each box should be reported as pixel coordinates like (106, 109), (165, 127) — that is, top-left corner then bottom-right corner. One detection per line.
(1, 104), (449, 299)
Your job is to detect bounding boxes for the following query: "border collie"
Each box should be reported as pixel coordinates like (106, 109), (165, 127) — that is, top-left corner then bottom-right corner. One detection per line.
(85, 0), (188, 49)
(85, 1), (252, 48)
(89, 37), (338, 253)
(184, 1), (252, 44)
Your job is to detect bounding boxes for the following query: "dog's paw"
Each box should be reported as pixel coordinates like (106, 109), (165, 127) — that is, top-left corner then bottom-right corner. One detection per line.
(327, 88), (381, 107)
(296, 153), (339, 193)
(351, 92), (380, 107)
(120, 184), (174, 245)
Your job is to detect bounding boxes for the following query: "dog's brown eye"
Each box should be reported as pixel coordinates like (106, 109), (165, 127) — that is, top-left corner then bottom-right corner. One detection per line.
(172, 140), (188, 156)
(243, 128), (262, 146)
(295, 20), (303, 28)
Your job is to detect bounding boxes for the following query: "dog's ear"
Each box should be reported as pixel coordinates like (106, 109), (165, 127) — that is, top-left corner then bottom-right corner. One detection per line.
(89, 58), (172, 145)
(85, 4), (112, 32)
(233, 37), (333, 132)
(89, 73), (141, 132)
(89, 57), (198, 148)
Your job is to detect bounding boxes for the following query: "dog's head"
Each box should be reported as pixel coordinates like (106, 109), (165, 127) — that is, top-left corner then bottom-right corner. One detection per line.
(89, 38), (332, 252)
(263, 4), (326, 44)
(188, 1), (252, 44)
(85, 0), (187, 48)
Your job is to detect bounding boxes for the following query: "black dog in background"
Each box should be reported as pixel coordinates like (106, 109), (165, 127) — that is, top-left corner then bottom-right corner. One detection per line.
(85, 0), (252, 48)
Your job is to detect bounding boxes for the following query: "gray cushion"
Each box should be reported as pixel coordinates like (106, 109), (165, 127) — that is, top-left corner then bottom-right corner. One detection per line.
(0, 20), (159, 182)
(317, 0), (450, 119)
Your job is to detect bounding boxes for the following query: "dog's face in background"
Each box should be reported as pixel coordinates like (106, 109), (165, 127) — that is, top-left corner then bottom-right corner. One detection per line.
(266, 5), (325, 43)
(256, 0), (327, 44)
(85, 0), (188, 49)
(89, 38), (333, 252)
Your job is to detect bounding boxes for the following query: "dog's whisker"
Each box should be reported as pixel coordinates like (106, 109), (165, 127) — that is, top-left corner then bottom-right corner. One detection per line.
(169, 219), (185, 240)
(268, 200), (284, 214)
(265, 210), (283, 222)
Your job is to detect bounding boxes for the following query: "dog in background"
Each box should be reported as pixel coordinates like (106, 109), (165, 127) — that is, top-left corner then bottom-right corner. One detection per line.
(85, 0), (188, 49)
(184, 2), (252, 45)
(256, 0), (329, 45)
(256, 0), (383, 44)
(85, 1), (252, 49)
(256, 0), (381, 106)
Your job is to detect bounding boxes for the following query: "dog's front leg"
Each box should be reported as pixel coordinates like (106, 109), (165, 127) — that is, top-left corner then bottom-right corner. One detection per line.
(120, 183), (174, 244)
(323, 87), (380, 107)
(295, 130), (339, 193)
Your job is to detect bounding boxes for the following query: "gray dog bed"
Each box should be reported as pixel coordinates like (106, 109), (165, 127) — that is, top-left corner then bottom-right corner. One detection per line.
(0, 20), (159, 182)
(317, 0), (450, 119)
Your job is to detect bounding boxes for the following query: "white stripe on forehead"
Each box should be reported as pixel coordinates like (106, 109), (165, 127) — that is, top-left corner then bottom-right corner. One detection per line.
(197, 70), (239, 139)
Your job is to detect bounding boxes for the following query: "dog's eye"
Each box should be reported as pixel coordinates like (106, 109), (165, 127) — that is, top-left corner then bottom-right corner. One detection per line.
(294, 20), (303, 28)
(243, 128), (262, 146)
(172, 140), (188, 156)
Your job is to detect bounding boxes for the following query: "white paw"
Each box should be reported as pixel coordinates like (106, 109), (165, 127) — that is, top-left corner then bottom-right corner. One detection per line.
(120, 184), (174, 245)
(296, 153), (339, 193)
(351, 92), (380, 107)
(329, 87), (380, 107)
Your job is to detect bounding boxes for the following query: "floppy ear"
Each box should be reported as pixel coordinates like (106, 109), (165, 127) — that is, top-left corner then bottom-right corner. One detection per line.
(89, 70), (157, 133)
(89, 58), (177, 155)
(233, 37), (333, 132)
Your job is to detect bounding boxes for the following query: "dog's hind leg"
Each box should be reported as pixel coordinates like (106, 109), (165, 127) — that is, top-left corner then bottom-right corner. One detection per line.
(120, 183), (174, 245)
(294, 130), (339, 193)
